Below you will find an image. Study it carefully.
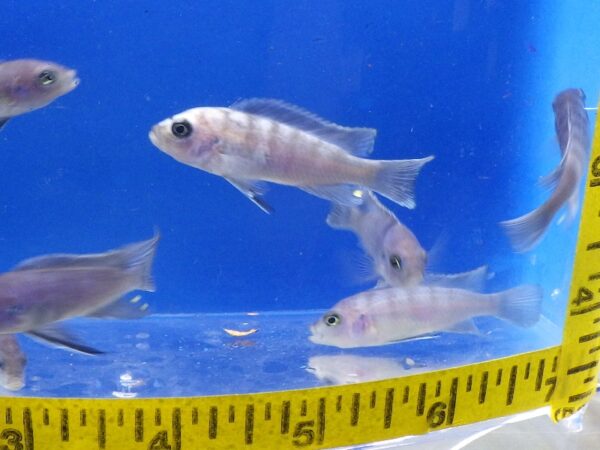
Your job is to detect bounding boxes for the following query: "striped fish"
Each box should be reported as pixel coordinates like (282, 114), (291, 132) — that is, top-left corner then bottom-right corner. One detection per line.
(309, 284), (542, 348)
(149, 99), (434, 213)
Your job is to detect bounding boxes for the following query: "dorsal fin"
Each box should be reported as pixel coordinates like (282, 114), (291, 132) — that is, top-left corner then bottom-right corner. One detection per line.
(13, 233), (159, 275)
(231, 98), (376, 156)
(13, 253), (109, 271)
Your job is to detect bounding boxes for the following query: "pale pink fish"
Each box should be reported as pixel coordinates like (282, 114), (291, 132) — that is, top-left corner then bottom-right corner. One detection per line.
(327, 190), (489, 289)
(0, 335), (25, 391)
(501, 88), (590, 252)
(149, 99), (434, 213)
(0, 59), (79, 130)
(0, 233), (159, 355)
(309, 284), (542, 348)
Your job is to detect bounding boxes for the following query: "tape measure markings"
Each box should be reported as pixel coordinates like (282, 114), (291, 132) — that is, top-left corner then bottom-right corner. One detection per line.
(550, 113), (600, 421)
(0, 349), (564, 450)
(60, 408), (68, 441)
(97, 409), (105, 449)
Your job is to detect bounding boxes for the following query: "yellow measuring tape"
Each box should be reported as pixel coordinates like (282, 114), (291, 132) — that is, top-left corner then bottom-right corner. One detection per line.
(1, 116), (600, 450)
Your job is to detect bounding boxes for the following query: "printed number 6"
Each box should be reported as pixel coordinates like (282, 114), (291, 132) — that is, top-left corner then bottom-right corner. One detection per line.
(292, 420), (315, 447)
(0, 429), (23, 450)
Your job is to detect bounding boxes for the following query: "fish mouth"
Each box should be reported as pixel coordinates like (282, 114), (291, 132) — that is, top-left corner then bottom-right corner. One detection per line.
(308, 325), (322, 344)
(148, 127), (164, 149)
(148, 128), (158, 146)
(66, 70), (80, 91)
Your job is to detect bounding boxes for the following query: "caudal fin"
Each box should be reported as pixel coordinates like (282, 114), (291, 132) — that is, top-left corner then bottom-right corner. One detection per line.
(120, 231), (160, 291)
(370, 156), (434, 209)
(500, 207), (553, 253)
(497, 284), (543, 327)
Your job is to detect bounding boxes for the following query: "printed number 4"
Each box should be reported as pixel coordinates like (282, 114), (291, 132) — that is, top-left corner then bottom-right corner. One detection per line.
(572, 287), (593, 307)
(0, 429), (23, 450)
(148, 430), (171, 450)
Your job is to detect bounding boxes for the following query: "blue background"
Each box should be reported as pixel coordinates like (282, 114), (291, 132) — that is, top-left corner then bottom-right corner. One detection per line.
(0, 1), (595, 314)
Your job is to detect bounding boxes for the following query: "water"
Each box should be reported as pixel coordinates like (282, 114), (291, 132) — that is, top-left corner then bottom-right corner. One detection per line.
(1, 1), (599, 446)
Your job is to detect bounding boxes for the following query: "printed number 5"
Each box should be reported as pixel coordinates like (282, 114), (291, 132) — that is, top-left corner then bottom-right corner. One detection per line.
(0, 429), (23, 450)
(292, 420), (315, 447)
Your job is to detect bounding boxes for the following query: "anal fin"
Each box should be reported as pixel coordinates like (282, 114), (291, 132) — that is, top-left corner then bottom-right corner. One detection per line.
(300, 184), (364, 206)
(88, 295), (150, 319)
(225, 177), (273, 214)
(443, 319), (480, 334)
(26, 324), (103, 355)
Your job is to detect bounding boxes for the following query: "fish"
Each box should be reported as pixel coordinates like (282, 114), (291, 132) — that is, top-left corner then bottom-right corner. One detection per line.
(307, 354), (424, 385)
(309, 284), (542, 348)
(327, 190), (489, 290)
(149, 98), (434, 213)
(0, 59), (79, 130)
(0, 335), (26, 391)
(500, 88), (590, 252)
(0, 232), (159, 355)
(327, 190), (427, 286)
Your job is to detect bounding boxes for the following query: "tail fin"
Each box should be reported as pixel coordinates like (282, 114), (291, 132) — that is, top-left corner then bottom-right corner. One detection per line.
(370, 156), (434, 209)
(120, 231), (160, 291)
(497, 284), (543, 327)
(500, 207), (553, 253)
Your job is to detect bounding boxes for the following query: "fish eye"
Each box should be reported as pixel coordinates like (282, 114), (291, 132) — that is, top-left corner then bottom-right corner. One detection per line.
(171, 120), (193, 138)
(389, 255), (402, 270)
(324, 313), (341, 327)
(38, 70), (57, 86)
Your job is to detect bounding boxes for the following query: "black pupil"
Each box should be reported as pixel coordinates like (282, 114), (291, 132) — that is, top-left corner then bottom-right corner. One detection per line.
(172, 121), (192, 138)
(390, 255), (402, 270)
(325, 314), (338, 326)
(39, 70), (56, 84)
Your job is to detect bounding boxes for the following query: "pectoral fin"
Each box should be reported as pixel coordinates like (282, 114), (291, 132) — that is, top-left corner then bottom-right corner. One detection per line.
(0, 118), (9, 131)
(26, 324), (103, 355)
(88, 295), (150, 319)
(443, 319), (480, 334)
(299, 184), (364, 206)
(225, 177), (273, 214)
